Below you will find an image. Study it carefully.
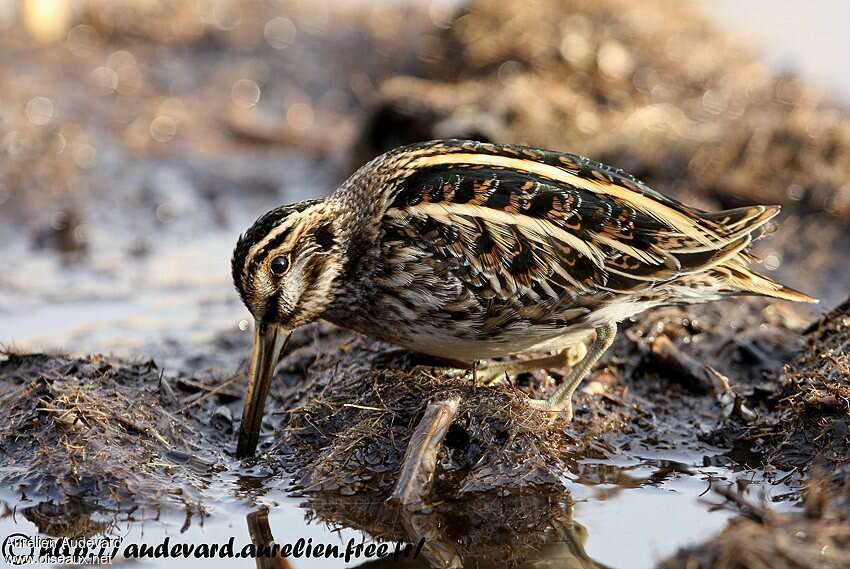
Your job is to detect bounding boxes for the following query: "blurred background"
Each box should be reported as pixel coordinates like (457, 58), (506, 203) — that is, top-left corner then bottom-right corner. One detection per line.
(1, 0), (847, 361)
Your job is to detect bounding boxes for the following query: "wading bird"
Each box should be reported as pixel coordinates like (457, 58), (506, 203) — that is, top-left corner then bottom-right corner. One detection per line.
(231, 140), (815, 457)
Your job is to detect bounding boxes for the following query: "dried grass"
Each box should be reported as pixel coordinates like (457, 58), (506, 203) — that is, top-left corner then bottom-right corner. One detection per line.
(0, 352), (232, 528)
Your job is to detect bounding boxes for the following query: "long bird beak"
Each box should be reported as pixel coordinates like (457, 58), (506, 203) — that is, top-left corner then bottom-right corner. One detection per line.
(236, 320), (291, 458)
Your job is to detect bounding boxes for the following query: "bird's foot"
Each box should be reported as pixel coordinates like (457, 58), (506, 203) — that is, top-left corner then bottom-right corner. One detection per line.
(474, 362), (512, 386)
(527, 397), (573, 421)
(475, 343), (588, 388)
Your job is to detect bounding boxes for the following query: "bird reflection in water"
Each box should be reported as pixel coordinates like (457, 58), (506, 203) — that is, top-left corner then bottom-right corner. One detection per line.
(245, 493), (608, 569)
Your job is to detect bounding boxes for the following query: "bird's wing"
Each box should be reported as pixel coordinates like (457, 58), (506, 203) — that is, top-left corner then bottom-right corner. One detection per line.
(381, 140), (777, 299)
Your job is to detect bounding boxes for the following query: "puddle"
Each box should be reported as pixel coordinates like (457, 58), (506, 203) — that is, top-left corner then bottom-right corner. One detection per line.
(0, 444), (799, 569)
(0, 340), (802, 569)
(570, 457), (795, 568)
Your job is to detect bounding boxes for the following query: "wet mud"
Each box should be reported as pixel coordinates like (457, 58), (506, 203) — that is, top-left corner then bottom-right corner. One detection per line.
(1, 0), (849, 568)
(0, 352), (231, 522)
(660, 299), (850, 569)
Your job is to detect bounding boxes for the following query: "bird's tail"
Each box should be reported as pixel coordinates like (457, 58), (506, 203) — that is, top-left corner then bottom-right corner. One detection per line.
(699, 204), (780, 241)
(719, 258), (818, 303)
(696, 204), (818, 303)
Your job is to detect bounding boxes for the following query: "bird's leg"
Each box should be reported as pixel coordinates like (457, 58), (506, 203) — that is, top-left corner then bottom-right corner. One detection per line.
(476, 342), (588, 386)
(408, 354), (474, 382)
(527, 322), (617, 420)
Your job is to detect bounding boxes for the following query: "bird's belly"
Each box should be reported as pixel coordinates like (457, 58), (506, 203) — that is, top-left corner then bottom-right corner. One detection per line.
(397, 325), (595, 361)
(335, 313), (594, 362)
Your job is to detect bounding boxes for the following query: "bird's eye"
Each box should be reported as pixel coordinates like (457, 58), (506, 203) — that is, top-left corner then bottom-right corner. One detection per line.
(269, 255), (290, 275)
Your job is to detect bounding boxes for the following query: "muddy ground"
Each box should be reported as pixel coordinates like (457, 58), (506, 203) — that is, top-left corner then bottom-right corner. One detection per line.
(1, 0), (849, 568)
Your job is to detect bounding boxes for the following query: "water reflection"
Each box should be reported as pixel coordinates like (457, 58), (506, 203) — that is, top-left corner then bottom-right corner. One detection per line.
(248, 492), (609, 569)
(0, 450), (784, 569)
(13, 498), (111, 540)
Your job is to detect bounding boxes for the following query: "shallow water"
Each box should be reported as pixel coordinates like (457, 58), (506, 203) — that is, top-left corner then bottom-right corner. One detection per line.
(2, 229), (245, 355)
(0, 440), (799, 569)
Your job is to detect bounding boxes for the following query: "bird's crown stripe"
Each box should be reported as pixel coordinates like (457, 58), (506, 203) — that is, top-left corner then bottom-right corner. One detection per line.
(242, 202), (324, 279)
(243, 217), (299, 279)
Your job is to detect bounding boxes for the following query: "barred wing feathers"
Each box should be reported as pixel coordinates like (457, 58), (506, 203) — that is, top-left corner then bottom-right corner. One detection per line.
(382, 140), (816, 304)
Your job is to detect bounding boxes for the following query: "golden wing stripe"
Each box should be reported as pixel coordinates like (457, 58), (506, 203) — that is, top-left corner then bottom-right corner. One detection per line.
(678, 235), (753, 275)
(591, 232), (666, 265)
(409, 153), (720, 246)
(602, 233), (754, 286)
(726, 205), (773, 228)
(387, 202), (607, 267)
(664, 206), (779, 253)
(720, 258), (818, 303)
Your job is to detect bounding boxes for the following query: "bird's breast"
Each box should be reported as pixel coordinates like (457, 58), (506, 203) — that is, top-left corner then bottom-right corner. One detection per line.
(324, 250), (595, 361)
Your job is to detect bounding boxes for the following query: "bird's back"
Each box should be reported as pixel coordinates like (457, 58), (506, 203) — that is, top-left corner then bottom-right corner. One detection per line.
(327, 140), (814, 359)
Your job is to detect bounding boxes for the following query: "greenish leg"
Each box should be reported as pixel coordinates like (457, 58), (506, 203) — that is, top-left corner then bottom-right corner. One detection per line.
(527, 322), (617, 421)
(475, 342), (588, 386)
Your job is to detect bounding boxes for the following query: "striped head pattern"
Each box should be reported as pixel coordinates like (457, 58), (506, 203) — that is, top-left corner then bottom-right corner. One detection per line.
(231, 199), (343, 327)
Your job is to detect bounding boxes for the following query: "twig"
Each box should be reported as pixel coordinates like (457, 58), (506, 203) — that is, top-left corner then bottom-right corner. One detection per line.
(389, 397), (459, 508)
(388, 397), (462, 569)
(341, 403), (384, 411)
(158, 370), (178, 405)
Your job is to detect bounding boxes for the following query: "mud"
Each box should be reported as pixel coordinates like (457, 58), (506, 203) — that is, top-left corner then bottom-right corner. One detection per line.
(0, 352), (230, 522)
(257, 301), (816, 567)
(0, 298), (825, 566)
(659, 299), (850, 569)
(762, 298), (850, 471)
(660, 475), (850, 569)
(2, 0), (850, 568)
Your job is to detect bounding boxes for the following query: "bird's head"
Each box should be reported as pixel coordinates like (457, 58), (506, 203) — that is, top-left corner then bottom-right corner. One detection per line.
(231, 198), (343, 329)
(230, 198), (343, 457)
